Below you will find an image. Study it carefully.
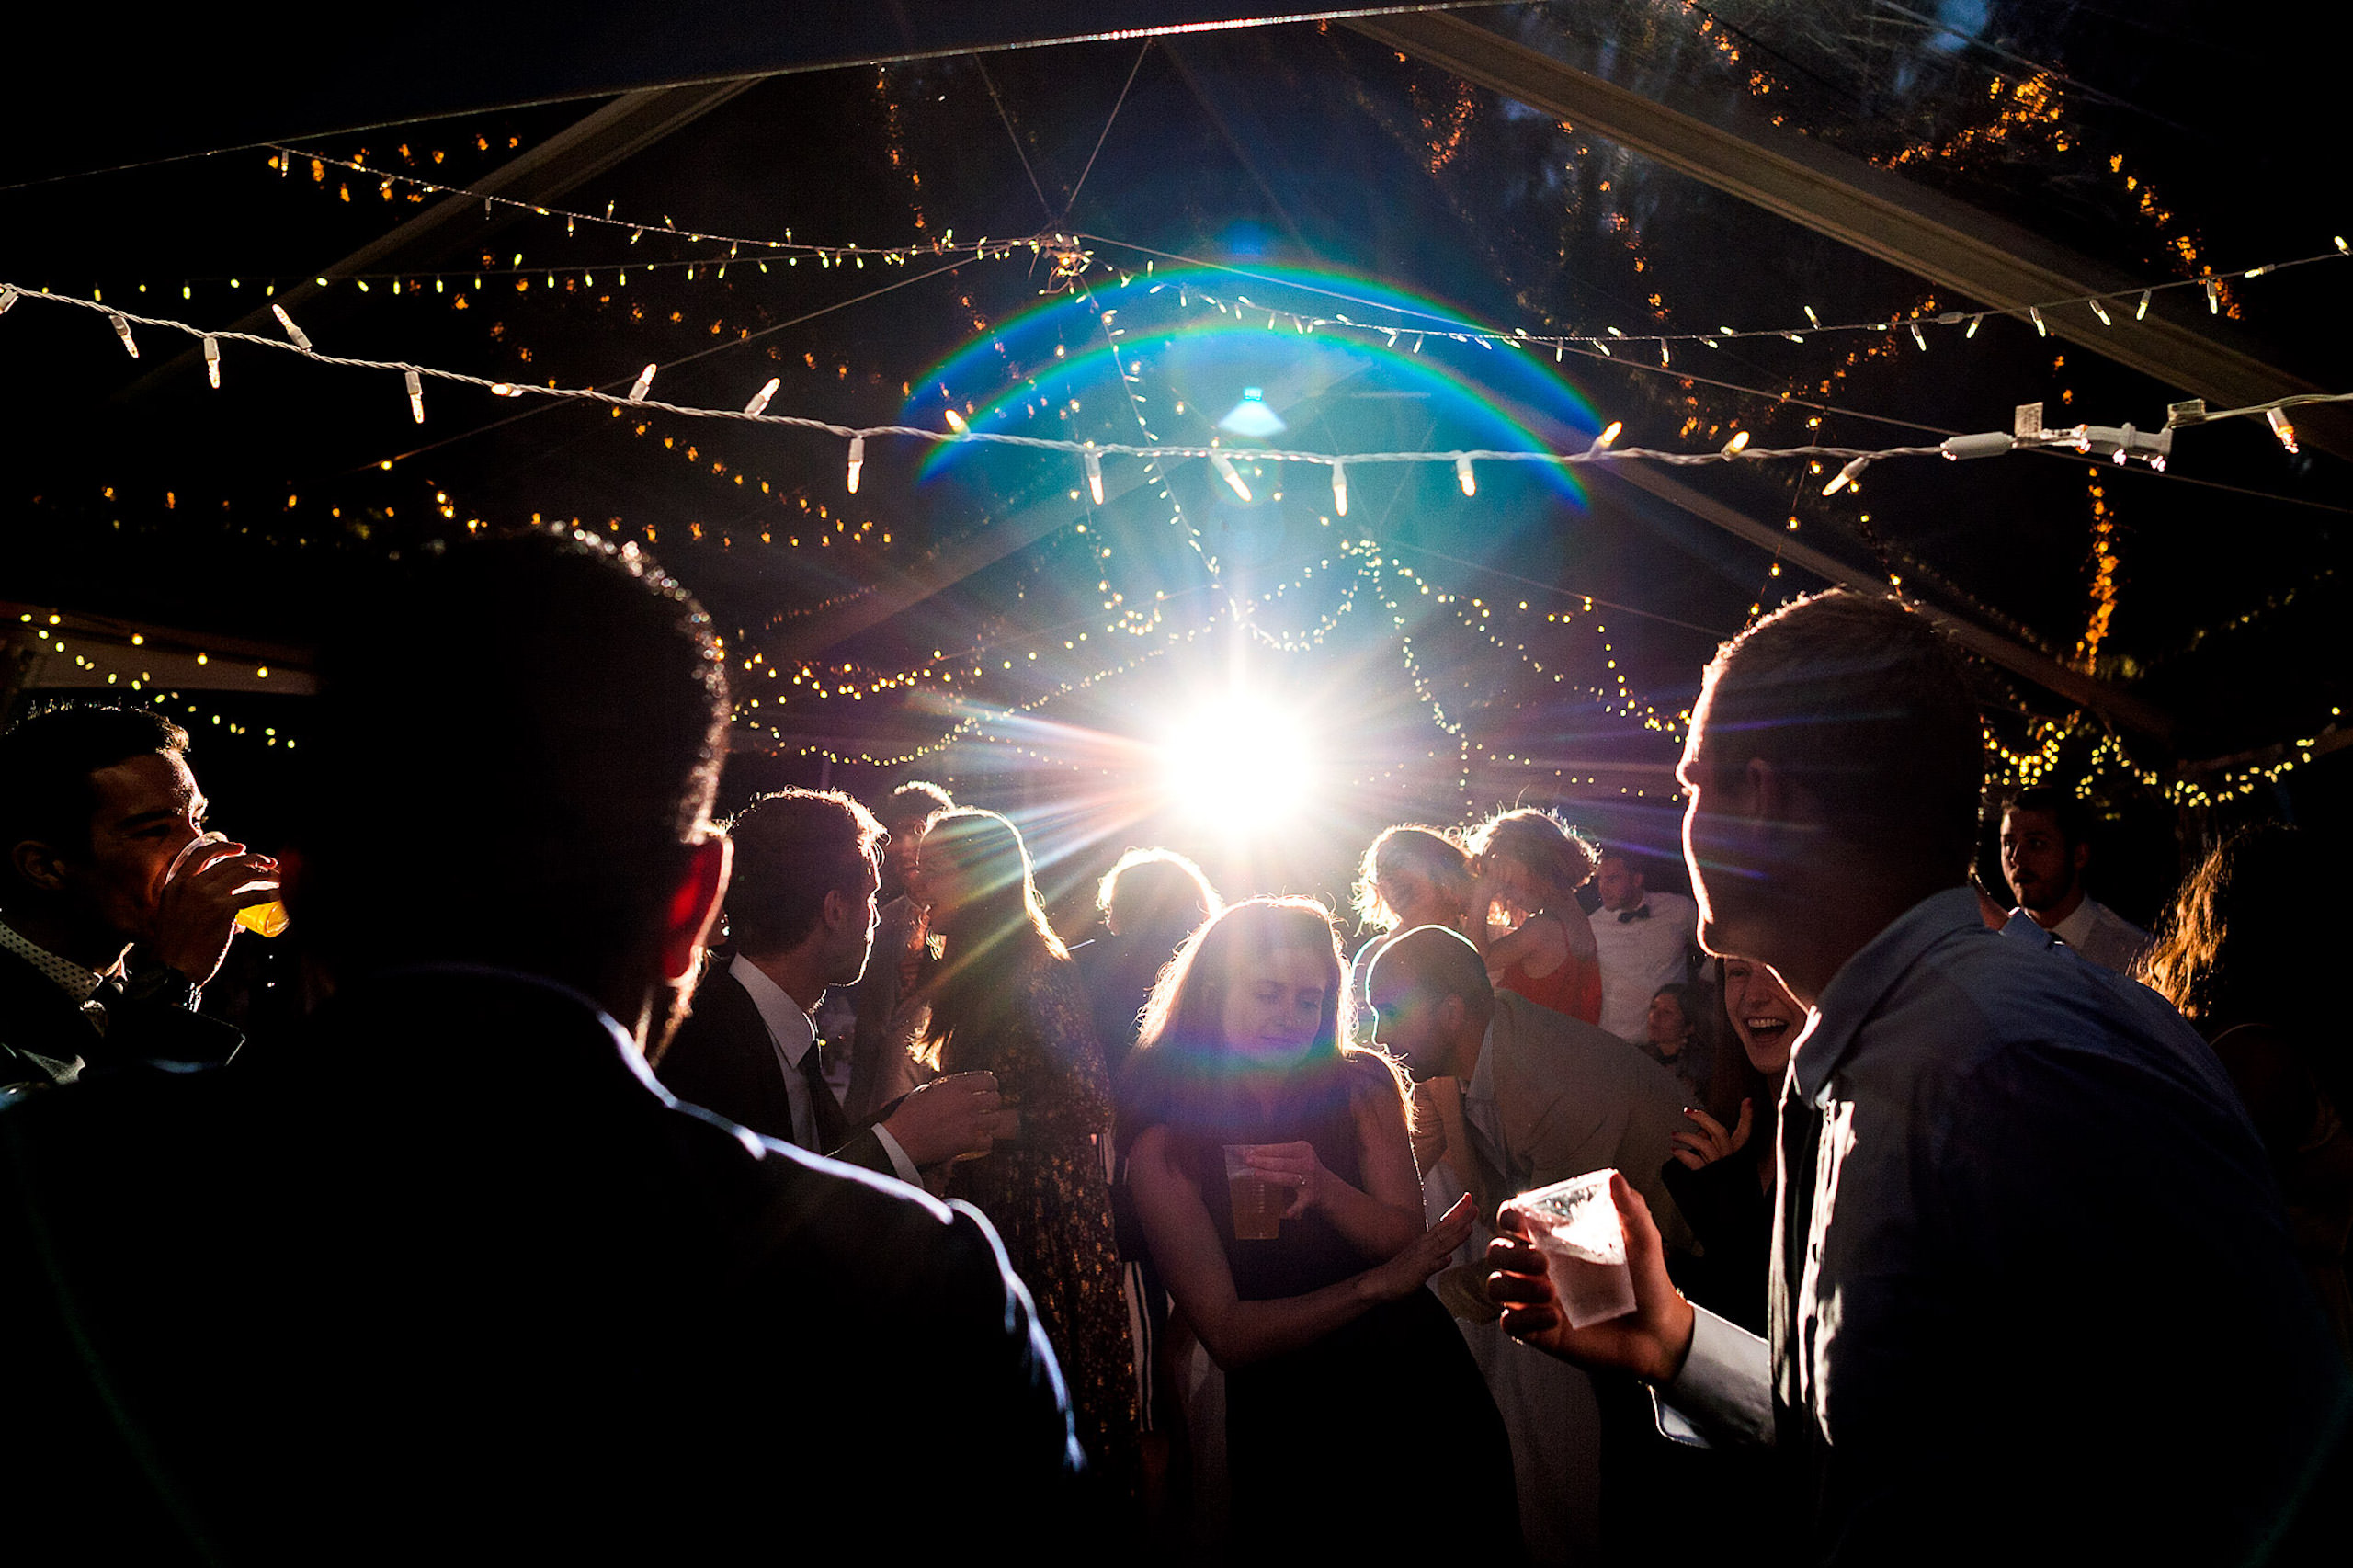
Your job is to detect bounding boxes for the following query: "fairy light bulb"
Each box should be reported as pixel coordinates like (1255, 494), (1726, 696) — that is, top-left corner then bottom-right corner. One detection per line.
(405, 369), (425, 423)
(629, 363), (656, 403)
(1721, 429), (1750, 456)
(2088, 298), (2112, 326)
(1966, 317), (1982, 338)
(2202, 278), (2221, 313)
(745, 377), (779, 415)
(1910, 322), (1927, 350)
(2136, 290), (2152, 321)
(847, 435), (865, 494)
(2029, 305), (2047, 337)
(1210, 452), (1250, 501)
(110, 312), (138, 358)
(1330, 460), (1348, 517)
(0, 285), (17, 315)
(1083, 448), (1104, 505)
(1455, 454), (1476, 496)
(1586, 421), (1622, 456)
(2267, 408), (2299, 455)
(203, 335), (221, 386)
(1822, 455), (1870, 496)
(270, 303), (312, 351)
(943, 407), (968, 434)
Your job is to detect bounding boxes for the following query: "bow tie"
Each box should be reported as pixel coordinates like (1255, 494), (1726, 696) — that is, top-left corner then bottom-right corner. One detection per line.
(1617, 905), (1652, 923)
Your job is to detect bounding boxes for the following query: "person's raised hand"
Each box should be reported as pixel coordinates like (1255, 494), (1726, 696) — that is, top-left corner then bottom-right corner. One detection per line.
(1243, 1141), (1335, 1220)
(145, 838), (278, 985)
(1669, 1099), (1753, 1170)
(1365, 1193), (1479, 1301)
(881, 1070), (1001, 1166)
(1484, 1173), (1694, 1384)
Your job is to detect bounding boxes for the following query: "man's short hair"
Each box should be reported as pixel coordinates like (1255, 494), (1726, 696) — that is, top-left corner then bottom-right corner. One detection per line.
(299, 529), (729, 993)
(1368, 925), (1493, 1008)
(882, 779), (954, 826)
(2006, 785), (2094, 854)
(724, 790), (885, 954)
(1695, 590), (1984, 880)
(0, 705), (189, 888)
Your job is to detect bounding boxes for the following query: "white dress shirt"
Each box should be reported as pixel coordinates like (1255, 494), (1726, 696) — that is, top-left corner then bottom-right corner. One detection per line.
(2016, 895), (2150, 976)
(1590, 890), (1696, 1040)
(727, 953), (917, 1183)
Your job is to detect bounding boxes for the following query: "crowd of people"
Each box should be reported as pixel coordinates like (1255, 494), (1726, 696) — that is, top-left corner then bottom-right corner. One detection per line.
(0, 528), (2347, 1564)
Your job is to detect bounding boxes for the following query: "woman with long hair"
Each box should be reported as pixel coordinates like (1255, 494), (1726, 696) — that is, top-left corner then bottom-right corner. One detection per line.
(1465, 807), (1605, 1025)
(917, 808), (1139, 1470)
(1119, 897), (1512, 1558)
(1658, 955), (1802, 1334)
(2138, 824), (2353, 1364)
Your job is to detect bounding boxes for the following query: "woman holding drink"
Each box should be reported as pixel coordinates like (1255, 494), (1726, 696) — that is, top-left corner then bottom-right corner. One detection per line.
(916, 809), (1138, 1475)
(1118, 897), (1513, 1558)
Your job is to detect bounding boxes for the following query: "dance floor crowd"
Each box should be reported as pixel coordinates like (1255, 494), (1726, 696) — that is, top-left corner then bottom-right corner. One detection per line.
(1, 528), (2346, 1564)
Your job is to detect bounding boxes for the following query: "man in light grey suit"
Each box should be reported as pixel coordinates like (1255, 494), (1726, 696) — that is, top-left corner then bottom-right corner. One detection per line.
(1368, 924), (1693, 1565)
(1368, 924), (1691, 1242)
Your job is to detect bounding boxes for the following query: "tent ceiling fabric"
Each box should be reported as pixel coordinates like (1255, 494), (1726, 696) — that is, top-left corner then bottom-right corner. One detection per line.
(0, 3), (1472, 183)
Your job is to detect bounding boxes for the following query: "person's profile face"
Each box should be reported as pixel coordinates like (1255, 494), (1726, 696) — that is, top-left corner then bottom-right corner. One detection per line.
(1597, 856), (1641, 912)
(1219, 945), (1328, 1062)
(1644, 990), (1688, 1048)
(829, 858), (882, 987)
(1365, 968), (1449, 1080)
(72, 751), (208, 944)
(1380, 866), (1456, 931)
(1999, 807), (2081, 913)
(1722, 957), (1801, 1074)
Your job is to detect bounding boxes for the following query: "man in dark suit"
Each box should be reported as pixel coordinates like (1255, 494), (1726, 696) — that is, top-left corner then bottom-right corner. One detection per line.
(0, 530), (1082, 1562)
(0, 704), (273, 1097)
(654, 786), (1003, 1180)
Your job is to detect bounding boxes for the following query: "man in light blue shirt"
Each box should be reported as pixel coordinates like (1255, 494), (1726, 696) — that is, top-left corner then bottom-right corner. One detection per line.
(1488, 589), (2348, 1563)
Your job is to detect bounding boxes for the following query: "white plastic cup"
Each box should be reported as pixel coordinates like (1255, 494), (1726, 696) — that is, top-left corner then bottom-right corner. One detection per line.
(1504, 1169), (1638, 1329)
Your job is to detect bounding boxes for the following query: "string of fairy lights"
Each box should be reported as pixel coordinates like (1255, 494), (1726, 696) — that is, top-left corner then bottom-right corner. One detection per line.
(17, 40), (2347, 815)
(15, 267), (2347, 806)
(1084, 235), (2353, 366)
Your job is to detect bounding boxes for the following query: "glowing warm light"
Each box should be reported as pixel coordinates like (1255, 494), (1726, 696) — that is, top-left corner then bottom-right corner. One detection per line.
(1159, 699), (1313, 835)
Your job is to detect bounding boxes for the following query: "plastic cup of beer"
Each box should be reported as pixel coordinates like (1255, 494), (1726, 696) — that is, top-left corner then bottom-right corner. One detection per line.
(1504, 1169), (1638, 1329)
(1222, 1144), (1288, 1241)
(165, 832), (290, 939)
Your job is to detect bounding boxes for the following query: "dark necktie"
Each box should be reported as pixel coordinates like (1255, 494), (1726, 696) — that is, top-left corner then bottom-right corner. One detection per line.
(797, 1038), (851, 1154)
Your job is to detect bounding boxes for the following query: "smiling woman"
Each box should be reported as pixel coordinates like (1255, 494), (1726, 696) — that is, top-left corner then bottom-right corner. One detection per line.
(1115, 896), (1513, 1557)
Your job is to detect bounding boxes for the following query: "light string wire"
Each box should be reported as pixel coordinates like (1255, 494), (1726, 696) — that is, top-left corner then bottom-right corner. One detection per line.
(1078, 233), (2353, 355)
(272, 144), (1074, 266)
(30, 283), (2314, 484)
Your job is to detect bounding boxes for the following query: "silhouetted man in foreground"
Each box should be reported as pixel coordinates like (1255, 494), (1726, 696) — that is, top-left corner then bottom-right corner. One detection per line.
(1488, 589), (2348, 1564)
(0, 531), (1080, 1562)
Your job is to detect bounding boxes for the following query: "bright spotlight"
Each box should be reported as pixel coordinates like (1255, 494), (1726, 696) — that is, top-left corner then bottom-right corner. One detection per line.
(1160, 699), (1313, 835)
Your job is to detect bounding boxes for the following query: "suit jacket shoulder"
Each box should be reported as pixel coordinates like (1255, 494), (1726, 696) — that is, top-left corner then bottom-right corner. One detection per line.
(1487, 992), (1691, 1233)
(658, 967), (896, 1177)
(656, 968), (796, 1145)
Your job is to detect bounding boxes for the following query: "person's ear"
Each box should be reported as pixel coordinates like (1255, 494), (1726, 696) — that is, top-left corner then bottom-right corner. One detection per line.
(1439, 992), (1466, 1037)
(2070, 841), (2090, 874)
(661, 836), (732, 983)
(10, 839), (69, 895)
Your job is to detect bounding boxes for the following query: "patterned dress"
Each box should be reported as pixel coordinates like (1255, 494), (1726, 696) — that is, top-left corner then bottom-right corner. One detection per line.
(939, 947), (1139, 1471)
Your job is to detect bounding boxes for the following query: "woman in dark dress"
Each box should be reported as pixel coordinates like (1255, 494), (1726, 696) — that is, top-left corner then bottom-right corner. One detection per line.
(1120, 896), (1514, 1560)
(917, 808), (1139, 1475)
(1661, 955), (1801, 1334)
